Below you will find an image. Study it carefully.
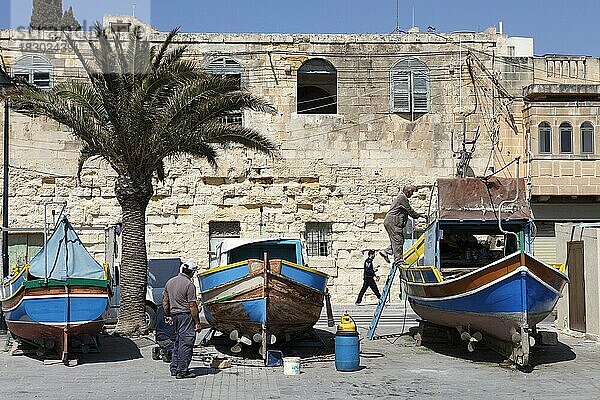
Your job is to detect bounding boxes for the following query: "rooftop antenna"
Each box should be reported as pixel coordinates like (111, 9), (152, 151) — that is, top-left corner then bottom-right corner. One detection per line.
(391, 0), (402, 34)
(412, 6), (415, 28)
(132, 3), (136, 18)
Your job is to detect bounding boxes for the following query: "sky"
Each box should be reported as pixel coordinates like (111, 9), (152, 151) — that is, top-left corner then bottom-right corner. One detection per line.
(1, 0), (599, 56)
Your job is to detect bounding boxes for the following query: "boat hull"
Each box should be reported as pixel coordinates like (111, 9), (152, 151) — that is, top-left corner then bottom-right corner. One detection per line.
(404, 253), (568, 342)
(2, 279), (110, 356)
(200, 259), (327, 342)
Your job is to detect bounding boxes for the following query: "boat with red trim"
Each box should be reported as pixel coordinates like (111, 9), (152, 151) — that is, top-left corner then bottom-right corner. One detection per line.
(197, 238), (328, 355)
(401, 177), (568, 366)
(1, 216), (110, 363)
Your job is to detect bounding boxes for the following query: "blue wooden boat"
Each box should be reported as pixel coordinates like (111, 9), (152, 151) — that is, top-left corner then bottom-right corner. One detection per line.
(1, 216), (110, 363)
(402, 177), (568, 366)
(198, 238), (328, 354)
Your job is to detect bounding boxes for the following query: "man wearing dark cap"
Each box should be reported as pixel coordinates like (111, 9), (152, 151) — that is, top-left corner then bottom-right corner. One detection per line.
(380, 185), (423, 265)
(163, 261), (202, 379)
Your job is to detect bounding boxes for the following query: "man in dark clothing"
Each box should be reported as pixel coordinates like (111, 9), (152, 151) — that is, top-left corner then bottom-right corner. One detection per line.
(381, 185), (423, 265)
(154, 305), (175, 362)
(355, 250), (381, 305)
(163, 261), (202, 379)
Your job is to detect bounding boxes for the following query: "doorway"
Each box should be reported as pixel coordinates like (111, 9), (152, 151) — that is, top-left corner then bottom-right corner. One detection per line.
(567, 241), (586, 332)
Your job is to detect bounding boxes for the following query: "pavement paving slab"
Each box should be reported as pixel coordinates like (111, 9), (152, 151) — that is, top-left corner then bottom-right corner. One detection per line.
(1, 304), (599, 399)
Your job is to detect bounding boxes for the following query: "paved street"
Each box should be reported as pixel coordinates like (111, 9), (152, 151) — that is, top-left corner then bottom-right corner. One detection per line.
(1, 304), (599, 400)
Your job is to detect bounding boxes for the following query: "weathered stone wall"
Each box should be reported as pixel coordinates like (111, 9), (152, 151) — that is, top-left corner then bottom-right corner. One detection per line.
(1, 21), (598, 302)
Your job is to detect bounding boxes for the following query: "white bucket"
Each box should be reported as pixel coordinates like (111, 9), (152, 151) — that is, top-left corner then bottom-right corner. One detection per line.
(283, 357), (301, 375)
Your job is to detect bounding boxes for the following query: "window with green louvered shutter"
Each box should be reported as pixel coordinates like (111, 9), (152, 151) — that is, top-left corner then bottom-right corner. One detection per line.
(390, 58), (430, 114)
(412, 67), (429, 113)
(11, 54), (53, 89)
(390, 69), (410, 113)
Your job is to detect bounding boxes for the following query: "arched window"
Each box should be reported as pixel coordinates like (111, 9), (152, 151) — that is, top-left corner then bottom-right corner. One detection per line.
(11, 54), (53, 88)
(538, 122), (552, 154)
(206, 57), (243, 125)
(581, 122), (594, 154)
(297, 59), (337, 114)
(390, 58), (430, 114)
(559, 122), (573, 153)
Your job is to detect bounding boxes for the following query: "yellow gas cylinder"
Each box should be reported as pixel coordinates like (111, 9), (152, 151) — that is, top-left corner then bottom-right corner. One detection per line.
(337, 313), (357, 332)
(335, 313), (360, 371)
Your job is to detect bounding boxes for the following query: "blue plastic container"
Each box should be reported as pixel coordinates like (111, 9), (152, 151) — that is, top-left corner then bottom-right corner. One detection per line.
(335, 331), (360, 371)
(266, 350), (283, 367)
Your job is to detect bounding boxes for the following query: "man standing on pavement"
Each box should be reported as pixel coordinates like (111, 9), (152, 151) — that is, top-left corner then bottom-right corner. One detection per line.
(355, 250), (381, 305)
(380, 185), (423, 265)
(163, 261), (202, 379)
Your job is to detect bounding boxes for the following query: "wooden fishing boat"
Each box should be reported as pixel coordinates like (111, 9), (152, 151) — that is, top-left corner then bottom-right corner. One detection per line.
(401, 177), (568, 366)
(197, 238), (328, 354)
(1, 216), (110, 363)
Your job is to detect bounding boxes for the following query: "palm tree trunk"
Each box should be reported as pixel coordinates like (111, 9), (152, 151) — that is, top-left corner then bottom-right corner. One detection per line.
(114, 174), (153, 336)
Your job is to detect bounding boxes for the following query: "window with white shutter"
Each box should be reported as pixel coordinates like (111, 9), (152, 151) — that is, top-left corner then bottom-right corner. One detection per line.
(206, 57), (243, 125)
(390, 58), (430, 114)
(11, 54), (53, 89)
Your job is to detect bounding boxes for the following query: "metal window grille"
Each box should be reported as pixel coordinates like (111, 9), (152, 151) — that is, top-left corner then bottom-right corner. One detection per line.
(209, 221), (240, 237)
(305, 223), (332, 257)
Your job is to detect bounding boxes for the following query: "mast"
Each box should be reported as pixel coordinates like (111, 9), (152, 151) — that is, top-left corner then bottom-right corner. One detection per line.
(43, 204), (48, 284)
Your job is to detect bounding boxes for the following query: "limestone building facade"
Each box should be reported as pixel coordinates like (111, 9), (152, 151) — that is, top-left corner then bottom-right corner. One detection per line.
(1, 16), (599, 302)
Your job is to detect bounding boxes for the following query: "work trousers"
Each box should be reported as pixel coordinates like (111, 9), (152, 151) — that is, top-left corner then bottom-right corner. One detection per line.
(171, 313), (196, 375)
(383, 214), (405, 265)
(356, 277), (381, 303)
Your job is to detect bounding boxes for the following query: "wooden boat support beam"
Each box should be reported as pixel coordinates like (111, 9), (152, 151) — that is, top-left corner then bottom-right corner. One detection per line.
(479, 325), (533, 367)
(422, 320), (536, 367)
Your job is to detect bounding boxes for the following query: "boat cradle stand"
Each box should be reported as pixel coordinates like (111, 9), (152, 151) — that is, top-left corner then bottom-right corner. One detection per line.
(5, 332), (101, 365)
(414, 320), (559, 367)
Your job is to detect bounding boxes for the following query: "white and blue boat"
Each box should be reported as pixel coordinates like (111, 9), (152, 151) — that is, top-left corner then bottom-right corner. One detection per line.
(198, 238), (328, 354)
(1, 216), (110, 362)
(402, 177), (568, 366)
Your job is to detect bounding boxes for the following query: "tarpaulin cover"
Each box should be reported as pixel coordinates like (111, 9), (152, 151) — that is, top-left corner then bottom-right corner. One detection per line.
(437, 177), (532, 221)
(28, 216), (104, 280)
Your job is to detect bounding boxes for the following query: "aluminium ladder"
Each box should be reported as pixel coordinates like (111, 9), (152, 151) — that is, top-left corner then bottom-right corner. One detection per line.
(366, 234), (425, 339)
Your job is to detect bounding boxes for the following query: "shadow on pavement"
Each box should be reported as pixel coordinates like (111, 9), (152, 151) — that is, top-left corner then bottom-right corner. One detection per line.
(77, 334), (143, 364)
(190, 366), (222, 376)
(207, 328), (335, 360)
(409, 326), (577, 371)
(522, 342), (576, 372)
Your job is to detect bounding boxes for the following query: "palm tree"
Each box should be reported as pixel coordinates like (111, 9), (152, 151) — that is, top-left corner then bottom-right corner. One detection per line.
(13, 25), (277, 335)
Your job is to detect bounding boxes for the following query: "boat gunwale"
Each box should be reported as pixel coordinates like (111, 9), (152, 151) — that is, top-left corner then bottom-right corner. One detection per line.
(1, 279), (26, 301)
(199, 258), (328, 278)
(202, 269), (326, 305)
(2, 264), (29, 286)
(405, 251), (568, 289)
(198, 259), (257, 277)
(406, 266), (562, 302)
(23, 277), (110, 289)
(200, 273), (262, 296)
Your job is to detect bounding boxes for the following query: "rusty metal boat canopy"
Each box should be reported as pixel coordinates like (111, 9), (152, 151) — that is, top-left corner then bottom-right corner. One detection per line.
(437, 177), (531, 221)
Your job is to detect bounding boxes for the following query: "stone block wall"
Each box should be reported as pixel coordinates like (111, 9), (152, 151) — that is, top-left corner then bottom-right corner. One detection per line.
(2, 23), (598, 302)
